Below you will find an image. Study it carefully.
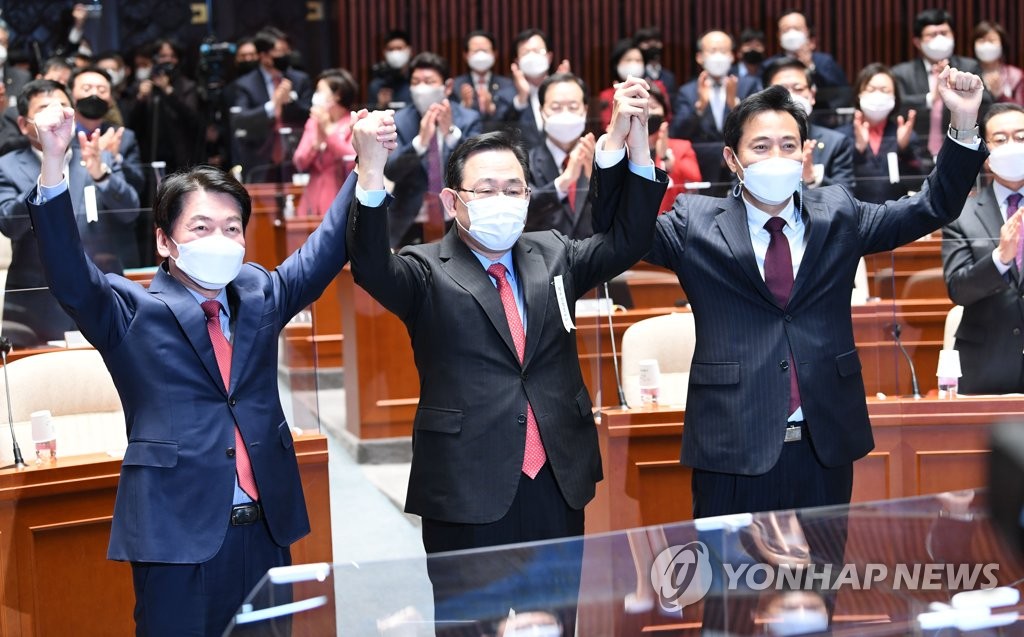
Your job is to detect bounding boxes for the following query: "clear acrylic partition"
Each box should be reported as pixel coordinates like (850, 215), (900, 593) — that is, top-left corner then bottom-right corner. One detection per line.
(224, 490), (1024, 636)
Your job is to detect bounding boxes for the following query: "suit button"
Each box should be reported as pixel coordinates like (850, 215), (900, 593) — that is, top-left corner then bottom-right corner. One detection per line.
(780, 360), (790, 371)
(1014, 328), (1022, 336)
(784, 314), (793, 322)
(521, 371), (528, 381)
(226, 447), (236, 458)
(517, 413), (527, 424)
(229, 397), (237, 406)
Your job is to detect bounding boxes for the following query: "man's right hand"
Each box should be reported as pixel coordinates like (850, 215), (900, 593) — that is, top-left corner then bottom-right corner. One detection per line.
(998, 209), (1023, 266)
(607, 76), (649, 152)
(33, 102), (76, 186)
(353, 109), (397, 191)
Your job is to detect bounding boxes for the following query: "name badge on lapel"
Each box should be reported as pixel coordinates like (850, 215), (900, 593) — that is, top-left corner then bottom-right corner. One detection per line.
(83, 185), (99, 223)
(553, 275), (575, 332)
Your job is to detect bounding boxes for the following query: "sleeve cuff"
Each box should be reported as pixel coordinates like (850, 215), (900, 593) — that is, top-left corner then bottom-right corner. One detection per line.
(412, 135), (428, 156)
(993, 248), (1013, 275)
(947, 131), (982, 151)
(594, 137), (626, 168)
(264, 101), (275, 118)
(627, 161), (657, 181)
(33, 176), (70, 204)
(355, 182), (387, 208)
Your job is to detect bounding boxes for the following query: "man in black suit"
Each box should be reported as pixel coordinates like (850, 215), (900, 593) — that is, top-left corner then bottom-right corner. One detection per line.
(230, 29), (312, 182)
(892, 8), (991, 157)
(451, 30), (516, 130)
(384, 52), (483, 247)
(348, 79), (665, 630)
(595, 72), (985, 518)
(526, 72), (596, 238)
(764, 57), (855, 190)
(670, 30), (760, 194)
(504, 28), (570, 152)
(943, 103), (1024, 394)
(634, 26), (678, 99)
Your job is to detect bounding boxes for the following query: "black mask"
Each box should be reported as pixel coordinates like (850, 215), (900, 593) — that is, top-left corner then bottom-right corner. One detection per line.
(272, 55), (290, 73)
(642, 46), (663, 64)
(648, 114), (665, 135)
(76, 95), (110, 119)
(236, 60), (259, 76)
(741, 49), (764, 66)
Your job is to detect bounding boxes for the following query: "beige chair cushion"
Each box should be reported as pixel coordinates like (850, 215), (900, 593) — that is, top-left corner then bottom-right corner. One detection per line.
(620, 311), (695, 407)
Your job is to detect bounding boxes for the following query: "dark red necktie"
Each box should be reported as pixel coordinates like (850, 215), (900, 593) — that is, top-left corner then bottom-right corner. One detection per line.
(764, 218), (802, 414)
(560, 156), (578, 211)
(202, 300), (260, 500)
(487, 263), (547, 477)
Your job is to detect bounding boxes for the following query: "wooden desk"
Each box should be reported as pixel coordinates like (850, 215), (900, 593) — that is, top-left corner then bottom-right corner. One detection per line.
(588, 396), (1024, 534)
(0, 434), (334, 637)
(865, 237), (945, 300)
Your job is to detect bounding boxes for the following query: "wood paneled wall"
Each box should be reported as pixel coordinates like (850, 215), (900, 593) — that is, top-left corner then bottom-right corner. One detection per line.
(336, 0), (1024, 103)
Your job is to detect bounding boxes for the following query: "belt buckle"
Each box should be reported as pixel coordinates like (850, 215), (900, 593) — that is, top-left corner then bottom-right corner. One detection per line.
(784, 425), (802, 443)
(231, 503), (261, 526)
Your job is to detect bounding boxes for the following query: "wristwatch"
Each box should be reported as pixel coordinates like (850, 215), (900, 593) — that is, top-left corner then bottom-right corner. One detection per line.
(947, 124), (980, 142)
(93, 163), (112, 182)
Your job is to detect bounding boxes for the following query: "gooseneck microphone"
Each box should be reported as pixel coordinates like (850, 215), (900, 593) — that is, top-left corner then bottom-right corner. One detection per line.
(0, 337), (26, 468)
(603, 282), (629, 409)
(892, 323), (922, 399)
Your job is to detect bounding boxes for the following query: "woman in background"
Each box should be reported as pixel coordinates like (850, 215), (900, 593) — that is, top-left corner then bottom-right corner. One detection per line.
(293, 68), (358, 216)
(974, 20), (1024, 105)
(599, 39), (668, 131)
(648, 85), (700, 212)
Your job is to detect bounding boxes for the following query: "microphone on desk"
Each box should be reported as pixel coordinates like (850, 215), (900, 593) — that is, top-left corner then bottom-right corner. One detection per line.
(603, 282), (629, 409)
(892, 323), (922, 399)
(0, 337), (26, 468)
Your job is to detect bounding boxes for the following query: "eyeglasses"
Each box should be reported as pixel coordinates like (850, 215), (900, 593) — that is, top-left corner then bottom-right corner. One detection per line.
(456, 185), (532, 200)
(544, 101), (584, 114)
(987, 133), (1024, 148)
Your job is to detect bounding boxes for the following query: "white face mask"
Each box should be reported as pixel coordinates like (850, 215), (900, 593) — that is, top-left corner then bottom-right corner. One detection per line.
(702, 52), (733, 78)
(975, 41), (1003, 63)
(789, 93), (813, 117)
(135, 66), (152, 81)
(988, 143), (1024, 182)
(0, 45), (7, 65)
(411, 84), (446, 115)
(385, 48), (411, 69)
(311, 92), (328, 108)
(859, 92), (895, 124)
(617, 61), (645, 81)
(544, 111), (586, 145)
(921, 35), (955, 61)
(171, 235), (245, 290)
(780, 29), (808, 52)
(106, 68), (125, 87)
(518, 52), (550, 79)
(457, 193), (528, 252)
(735, 155), (803, 205)
(468, 51), (495, 73)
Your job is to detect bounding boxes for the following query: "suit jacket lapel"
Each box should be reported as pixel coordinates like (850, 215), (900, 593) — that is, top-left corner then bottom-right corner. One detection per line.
(790, 195), (828, 305)
(715, 195), (776, 306)
(226, 272), (266, 389)
(515, 240), (548, 368)
(438, 228), (519, 361)
(149, 267), (227, 392)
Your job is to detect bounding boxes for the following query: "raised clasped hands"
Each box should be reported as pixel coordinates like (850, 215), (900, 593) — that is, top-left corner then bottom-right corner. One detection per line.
(607, 76), (651, 164)
(352, 109), (398, 190)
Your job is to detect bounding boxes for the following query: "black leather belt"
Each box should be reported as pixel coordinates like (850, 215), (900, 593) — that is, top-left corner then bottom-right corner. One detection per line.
(784, 421), (806, 443)
(230, 503), (263, 526)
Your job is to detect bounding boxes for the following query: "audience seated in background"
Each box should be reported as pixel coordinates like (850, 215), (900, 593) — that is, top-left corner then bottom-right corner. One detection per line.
(839, 63), (930, 203)
(973, 21), (1024, 105)
(0, 79), (140, 346)
(763, 57), (855, 190)
(505, 28), (571, 152)
(766, 10), (849, 93)
(647, 85), (701, 211)
(892, 8), (990, 158)
(385, 52), (482, 247)
(734, 28), (766, 83)
(599, 39), (667, 132)
(293, 68), (357, 217)
(451, 29), (516, 130)
(525, 72), (595, 238)
(634, 26), (678, 99)
(368, 29), (413, 109)
(942, 103), (1024, 395)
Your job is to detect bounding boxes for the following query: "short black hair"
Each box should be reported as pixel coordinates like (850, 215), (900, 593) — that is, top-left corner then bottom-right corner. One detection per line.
(853, 62), (901, 115)
(444, 130), (528, 189)
(253, 30), (278, 54)
(779, 9), (814, 32)
(69, 66), (112, 91)
(982, 103), (1024, 140)
(633, 26), (663, 44)
(723, 84), (808, 151)
(762, 56), (813, 88)
(40, 56), (72, 77)
(513, 28), (552, 57)
(408, 52), (450, 81)
(739, 28), (765, 44)
(913, 8), (954, 38)
(316, 68), (358, 109)
(17, 79), (72, 117)
(384, 29), (411, 47)
(154, 166), (252, 236)
(463, 29), (496, 52)
(609, 38), (640, 75)
(538, 72), (588, 107)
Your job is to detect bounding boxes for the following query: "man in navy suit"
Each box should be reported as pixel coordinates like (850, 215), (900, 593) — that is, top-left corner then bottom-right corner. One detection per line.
(943, 103), (1024, 394)
(230, 29), (313, 182)
(385, 52), (482, 247)
(764, 57), (855, 190)
(503, 28), (570, 152)
(765, 11), (848, 90)
(670, 30), (760, 194)
(451, 30), (516, 130)
(597, 72), (985, 518)
(0, 79), (139, 346)
(26, 101), (375, 636)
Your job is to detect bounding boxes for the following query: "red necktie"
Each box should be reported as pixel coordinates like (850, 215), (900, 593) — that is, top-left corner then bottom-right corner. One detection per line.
(202, 300), (260, 500)
(560, 156), (578, 211)
(487, 263), (547, 478)
(763, 218), (802, 414)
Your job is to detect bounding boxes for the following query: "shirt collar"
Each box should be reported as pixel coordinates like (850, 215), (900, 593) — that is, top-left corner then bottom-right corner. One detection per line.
(545, 137), (569, 169)
(469, 245), (517, 280)
(742, 192), (800, 235)
(185, 286), (231, 317)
